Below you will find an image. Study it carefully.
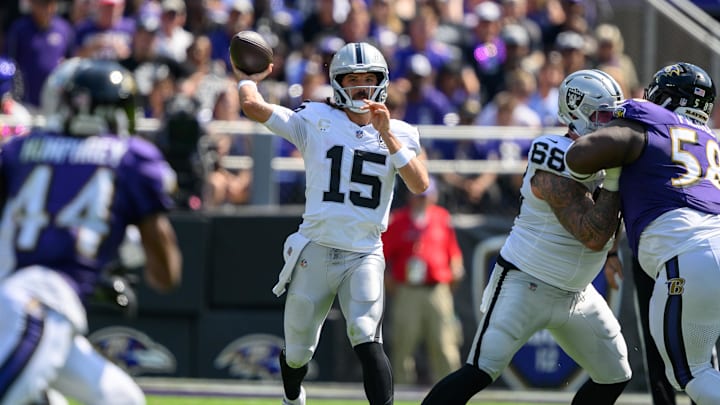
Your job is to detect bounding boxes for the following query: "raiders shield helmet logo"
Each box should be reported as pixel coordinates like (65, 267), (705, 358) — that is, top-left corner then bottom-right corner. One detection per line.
(566, 87), (584, 110)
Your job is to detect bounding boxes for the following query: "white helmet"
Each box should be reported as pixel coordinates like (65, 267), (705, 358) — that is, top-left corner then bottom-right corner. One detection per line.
(558, 69), (624, 135)
(329, 42), (389, 113)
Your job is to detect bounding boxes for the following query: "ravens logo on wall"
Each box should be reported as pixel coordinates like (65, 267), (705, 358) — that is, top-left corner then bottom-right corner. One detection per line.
(89, 327), (176, 375)
(214, 334), (319, 380)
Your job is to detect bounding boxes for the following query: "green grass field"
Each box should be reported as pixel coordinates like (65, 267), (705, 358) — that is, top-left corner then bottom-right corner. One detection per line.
(66, 396), (550, 405)
(141, 398), (543, 405)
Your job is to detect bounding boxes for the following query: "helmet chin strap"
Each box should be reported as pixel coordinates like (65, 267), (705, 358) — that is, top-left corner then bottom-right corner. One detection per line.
(569, 122), (588, 136)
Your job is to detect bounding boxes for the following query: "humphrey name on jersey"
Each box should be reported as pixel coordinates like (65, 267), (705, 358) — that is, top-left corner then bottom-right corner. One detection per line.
(19, 135), (128, 166)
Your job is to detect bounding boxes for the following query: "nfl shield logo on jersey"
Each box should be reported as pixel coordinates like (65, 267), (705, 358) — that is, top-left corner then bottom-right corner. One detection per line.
(566, 88), (584, 111)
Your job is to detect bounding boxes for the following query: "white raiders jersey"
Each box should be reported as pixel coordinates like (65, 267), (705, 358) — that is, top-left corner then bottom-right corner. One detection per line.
(264, 102), (422, 252)
(499, 134), (613, 291)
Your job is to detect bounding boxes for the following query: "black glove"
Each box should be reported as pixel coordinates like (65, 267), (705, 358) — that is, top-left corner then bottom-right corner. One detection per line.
(91, 262), (139, 318)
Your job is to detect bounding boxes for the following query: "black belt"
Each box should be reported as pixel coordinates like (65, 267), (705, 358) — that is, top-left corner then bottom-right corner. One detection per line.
(496, 254), (519, 271)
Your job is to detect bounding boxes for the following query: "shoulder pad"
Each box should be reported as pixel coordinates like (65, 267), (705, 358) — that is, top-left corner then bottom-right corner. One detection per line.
(389, 119), (419, 137)
(528, 134), (573, 176)
(293, 101), (333, 116)
(532, 134), (572, 150)
(128, 136), (163, 161)
(613, 98), (676, 125)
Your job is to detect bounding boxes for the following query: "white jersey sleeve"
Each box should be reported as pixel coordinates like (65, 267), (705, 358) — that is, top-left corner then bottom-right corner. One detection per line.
(500, 134), (612, 291)
(263, 102), (420, 252)
(387, 119), (422, 165)
(264, 104), (309, 151)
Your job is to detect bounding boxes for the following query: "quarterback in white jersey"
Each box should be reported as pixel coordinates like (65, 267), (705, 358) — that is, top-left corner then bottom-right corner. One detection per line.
(234, 42), (429, 405)
(422, 70), (632, 405)
(266, 102), (422, 252)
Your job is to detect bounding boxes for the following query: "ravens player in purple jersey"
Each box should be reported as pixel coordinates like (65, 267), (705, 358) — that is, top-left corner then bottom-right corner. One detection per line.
(566, 62), (720, 405)
(0, 59), (182, 404)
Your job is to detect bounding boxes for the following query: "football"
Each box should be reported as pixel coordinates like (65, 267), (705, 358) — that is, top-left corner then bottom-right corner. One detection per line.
(229, 31), (273, 75)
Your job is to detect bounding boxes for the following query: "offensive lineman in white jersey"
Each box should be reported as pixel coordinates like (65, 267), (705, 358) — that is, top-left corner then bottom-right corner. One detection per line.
(422, 69), (632, 404)
(234, 42), (429, 405)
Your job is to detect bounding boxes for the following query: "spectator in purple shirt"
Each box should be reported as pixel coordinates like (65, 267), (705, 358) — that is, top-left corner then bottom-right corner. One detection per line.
(0, 58), (32, 140)
(390, 4), (455, 81)
(208, 0), (255, 73)
(401, 53), (454, 127)
(74, 0), (135, 60)
(4, 0), (75, 108)
(465, 1), (507, 105)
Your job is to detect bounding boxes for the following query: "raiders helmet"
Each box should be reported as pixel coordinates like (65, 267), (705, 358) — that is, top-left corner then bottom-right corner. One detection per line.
(42, 59), (137, 136)
(329, 42), (389, 113)
(644, 62), (715, 124)
(558, 69), (624, 135)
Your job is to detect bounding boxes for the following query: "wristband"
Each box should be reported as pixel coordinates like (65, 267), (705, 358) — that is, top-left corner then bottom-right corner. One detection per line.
(390, 146), (415, 168)
(607, 251), (618, 258)
(237, 80), (257, 91)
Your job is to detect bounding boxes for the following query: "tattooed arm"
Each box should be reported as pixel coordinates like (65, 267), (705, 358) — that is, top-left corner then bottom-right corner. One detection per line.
(531, 170), (621, 251)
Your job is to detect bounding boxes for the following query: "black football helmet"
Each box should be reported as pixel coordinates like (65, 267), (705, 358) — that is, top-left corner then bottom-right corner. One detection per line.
(644, 62), (716, 123)
(44, 59), (137, 136)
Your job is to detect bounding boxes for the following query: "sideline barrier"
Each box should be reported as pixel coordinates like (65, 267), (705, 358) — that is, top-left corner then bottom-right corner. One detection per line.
(84, 211), (653, 394)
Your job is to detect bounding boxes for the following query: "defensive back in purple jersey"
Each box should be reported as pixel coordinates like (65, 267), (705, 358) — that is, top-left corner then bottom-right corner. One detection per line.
(614, 99), (720, 256)
(0, 131), (176, 300)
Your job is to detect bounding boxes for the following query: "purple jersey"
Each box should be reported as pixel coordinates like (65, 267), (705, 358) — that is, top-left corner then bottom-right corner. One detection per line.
(615, 99), (720, 256)
(74, 18), (135, 60)
(0, 132), (176, 300)
(4, 16), (75, 106)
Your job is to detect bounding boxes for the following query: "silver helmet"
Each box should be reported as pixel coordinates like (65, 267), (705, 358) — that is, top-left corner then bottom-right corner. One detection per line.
(558, 69), (624, 135)
(329, 42), (389, 114)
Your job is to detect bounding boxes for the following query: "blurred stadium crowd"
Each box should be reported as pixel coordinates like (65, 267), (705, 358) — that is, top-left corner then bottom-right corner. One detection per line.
(0, 0), (645, 214)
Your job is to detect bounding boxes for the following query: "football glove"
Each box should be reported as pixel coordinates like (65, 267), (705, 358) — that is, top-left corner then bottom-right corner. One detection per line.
(92, 262), (139, 318)
(602, 167), (622, 192)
